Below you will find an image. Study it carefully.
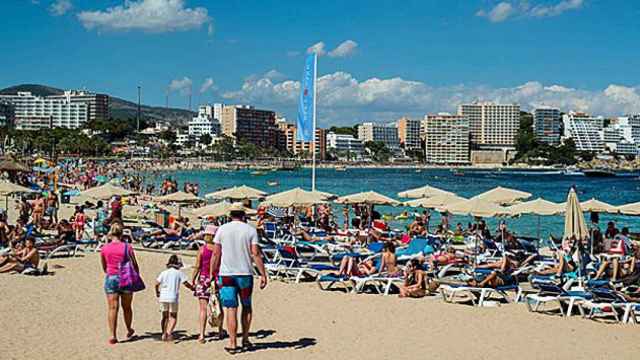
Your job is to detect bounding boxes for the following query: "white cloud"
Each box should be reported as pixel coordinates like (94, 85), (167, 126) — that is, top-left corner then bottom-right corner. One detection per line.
(544, 84), (575, 92)
(169, 77), (192, 95)
(306, 42), (326, 56)
(222, 72), (640, 126)
(199, 78), (215, 94)
(307, 40), (359, 58)
(78, 0), (211, 33)
(530, 0), (584, 17)
(49, 0), (72, 16)
(477, 0), (584, 23)
(328, 40), (358, 58)
(477, 2), (514, 23)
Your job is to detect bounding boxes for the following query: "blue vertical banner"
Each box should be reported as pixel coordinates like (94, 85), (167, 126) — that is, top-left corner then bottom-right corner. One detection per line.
(297, 53), (316, 142)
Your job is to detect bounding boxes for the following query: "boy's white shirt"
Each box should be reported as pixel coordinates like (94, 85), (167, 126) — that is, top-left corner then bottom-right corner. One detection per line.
(156, 268), (188, 303)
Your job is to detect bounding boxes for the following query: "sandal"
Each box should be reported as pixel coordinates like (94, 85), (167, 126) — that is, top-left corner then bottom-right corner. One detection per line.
(108, 338), (118, 345)
(224, 347), (241, 355)
(126, 329), (136, 340)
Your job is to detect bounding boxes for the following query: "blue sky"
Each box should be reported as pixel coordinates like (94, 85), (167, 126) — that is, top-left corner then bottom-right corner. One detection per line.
(1, 0), (639, 126)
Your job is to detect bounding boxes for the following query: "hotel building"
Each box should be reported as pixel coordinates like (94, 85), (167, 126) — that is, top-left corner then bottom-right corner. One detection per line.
(458, 102), (520, 146)
(424, 114), (470, 164)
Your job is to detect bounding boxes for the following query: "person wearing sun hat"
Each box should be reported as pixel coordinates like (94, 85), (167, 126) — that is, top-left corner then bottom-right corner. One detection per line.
(191, 224), (221, 343)
(211, 203), (268, 354)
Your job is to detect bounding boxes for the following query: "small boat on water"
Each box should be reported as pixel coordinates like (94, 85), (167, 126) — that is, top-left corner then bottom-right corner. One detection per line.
(335, 165), (347, 172)
(563, 166), (584, 176)
(251, 170), (266, 176)
(583, 169), (616, 178)
(267, 181), (279, 186)
(452, 169), (464, 177)
(415, 169), (423, 173)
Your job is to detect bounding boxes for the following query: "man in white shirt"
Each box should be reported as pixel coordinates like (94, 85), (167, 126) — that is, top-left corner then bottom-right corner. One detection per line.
(211, 204), (267, 354)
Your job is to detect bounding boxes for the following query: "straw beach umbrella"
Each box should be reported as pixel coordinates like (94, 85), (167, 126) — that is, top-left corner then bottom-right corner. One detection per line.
(261, 187), (332, 208)
(507, 197), (564, 241)
(618, 201), (640, 216)
(564, 188), (589, 242)
(404, 194), (467, 208)
(438, 197), (512, 218)
(0, 180), (35, 195)
(473, 186), (532, 205)
(154, 191), (202, 204)
(192, 201), (256, 218)
(563, 188), (589, 284)
(204, 185), (267, 201)
(0, 179), (36, 210)
(0, 159), (30, 172)
(80, 183), (137, 200)
(580, 198), (619, 214)
(397, 185), (454, 199)
(335, 191), (400, 206)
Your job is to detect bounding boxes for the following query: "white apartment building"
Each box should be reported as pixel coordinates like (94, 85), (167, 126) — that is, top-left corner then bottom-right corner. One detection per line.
(357, 122), (400, 149)
(533, 107), (562, 145)
(396, 117), (421, 150)
(0, 92), (88, 130)
(326, 132), (364, 158)
(562, 112), (604, 152)
(458, 102), (520, 146)
(424, 114), (470, 164)
(602, 118), (639, 155)
(188, 105), (221, 141)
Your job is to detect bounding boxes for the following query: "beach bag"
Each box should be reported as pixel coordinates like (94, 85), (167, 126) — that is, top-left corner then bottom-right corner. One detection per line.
(208, 292), (223, 327)
(119, 244), (146, 292)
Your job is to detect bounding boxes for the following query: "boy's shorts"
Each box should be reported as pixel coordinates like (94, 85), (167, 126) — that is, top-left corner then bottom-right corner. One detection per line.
(160, 302), (179, 313)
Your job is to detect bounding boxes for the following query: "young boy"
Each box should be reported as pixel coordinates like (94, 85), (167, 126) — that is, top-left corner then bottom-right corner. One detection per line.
(155, 255), (194, 342)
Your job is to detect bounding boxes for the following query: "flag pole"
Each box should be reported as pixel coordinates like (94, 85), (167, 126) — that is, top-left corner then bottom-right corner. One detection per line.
(311, 53), (317, 192)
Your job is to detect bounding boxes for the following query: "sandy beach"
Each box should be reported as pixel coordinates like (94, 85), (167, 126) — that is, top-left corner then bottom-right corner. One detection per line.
(1, 250), (638, 360)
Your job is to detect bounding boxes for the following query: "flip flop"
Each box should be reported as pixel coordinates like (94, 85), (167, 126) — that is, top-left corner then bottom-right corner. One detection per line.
(224, 347), (241, 355)
(108, 338), (118, 345)
(242, 340), (253, 349)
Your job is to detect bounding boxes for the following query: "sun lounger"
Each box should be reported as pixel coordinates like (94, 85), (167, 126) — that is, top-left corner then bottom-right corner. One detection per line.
(265, 246), (338, 283)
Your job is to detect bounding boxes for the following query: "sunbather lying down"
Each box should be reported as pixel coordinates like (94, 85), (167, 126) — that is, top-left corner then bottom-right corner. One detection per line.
(534, 251), (576, 277)
(422, 246), (463, 269)
(467, 255), (517, 288)
(293, 229), (335, 242)
(0, 237), (40, 274)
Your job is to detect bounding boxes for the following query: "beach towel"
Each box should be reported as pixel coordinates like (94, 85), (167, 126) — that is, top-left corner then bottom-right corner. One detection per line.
(208, 292), (223, 327)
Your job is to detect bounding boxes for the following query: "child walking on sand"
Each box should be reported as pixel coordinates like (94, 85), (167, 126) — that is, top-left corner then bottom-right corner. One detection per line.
(155, 255), (194, 342)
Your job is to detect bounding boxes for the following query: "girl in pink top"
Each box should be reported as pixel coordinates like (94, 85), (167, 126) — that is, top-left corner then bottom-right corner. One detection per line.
(191, 225), (222, 343)
(73, 206), (86, 241)
(100, 223), (139, 345)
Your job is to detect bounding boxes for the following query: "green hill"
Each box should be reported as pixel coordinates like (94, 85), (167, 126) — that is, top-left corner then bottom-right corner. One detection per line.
(0, 84), (195, 124)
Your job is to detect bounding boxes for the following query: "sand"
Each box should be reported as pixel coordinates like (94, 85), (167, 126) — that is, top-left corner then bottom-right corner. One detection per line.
(1, 249), (639, 360)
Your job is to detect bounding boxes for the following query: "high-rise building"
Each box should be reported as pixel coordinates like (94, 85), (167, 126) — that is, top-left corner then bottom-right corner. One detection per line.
(326, 132), (364, 159)
(424, 114), (470, 164)
(458, 102), (520, 146)
(49, 90), (110, 122)
(533, 107), (562, 145)
(220, 105), (279, 148)
(188, 105), (221, 141)
(0, 90), (110, 129)
(0, 92), (88, 130)
(396, 117), (421, 150)
(357, 122), (400, 149)
(562, 112), (605, 152)
(277, 122), (326, 159)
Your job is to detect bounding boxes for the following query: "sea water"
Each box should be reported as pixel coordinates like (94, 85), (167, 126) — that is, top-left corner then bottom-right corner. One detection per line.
(156, 168), (640, 240)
